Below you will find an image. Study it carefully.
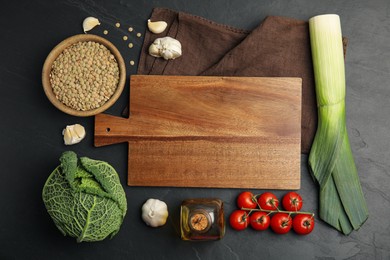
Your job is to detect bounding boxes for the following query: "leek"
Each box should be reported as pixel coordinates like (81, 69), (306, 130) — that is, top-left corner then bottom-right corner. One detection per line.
(308, 14), (368, 235)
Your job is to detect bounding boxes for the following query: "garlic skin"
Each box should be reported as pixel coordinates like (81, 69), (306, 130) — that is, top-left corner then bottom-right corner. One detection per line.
(83, 17), (101, 33)
(148, 37), (182, 60)
(141, 198), (169, 228)
(147, 19), (168, 34)
(62, 124), (86, 145)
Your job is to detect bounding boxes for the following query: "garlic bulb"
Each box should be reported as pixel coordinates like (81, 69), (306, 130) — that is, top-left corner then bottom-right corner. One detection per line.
(141, 198), (169, 227)
(147, 19), (168, 34)
(62, 124), (86, 145)
(83, 17), (101, 33)
(148, 36), (182, 60)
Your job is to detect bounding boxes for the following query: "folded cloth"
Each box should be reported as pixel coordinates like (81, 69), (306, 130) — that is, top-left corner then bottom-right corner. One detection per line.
(137, 8), (347, 154)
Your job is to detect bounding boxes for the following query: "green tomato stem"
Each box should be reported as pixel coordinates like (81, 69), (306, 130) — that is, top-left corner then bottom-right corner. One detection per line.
(241, 207), (314, 217)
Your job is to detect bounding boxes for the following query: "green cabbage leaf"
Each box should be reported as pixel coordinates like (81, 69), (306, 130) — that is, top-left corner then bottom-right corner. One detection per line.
(42, 151), (127, 242)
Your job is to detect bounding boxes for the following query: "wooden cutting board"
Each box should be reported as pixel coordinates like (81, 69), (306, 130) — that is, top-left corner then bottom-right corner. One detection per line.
(94, 75), (302, 189)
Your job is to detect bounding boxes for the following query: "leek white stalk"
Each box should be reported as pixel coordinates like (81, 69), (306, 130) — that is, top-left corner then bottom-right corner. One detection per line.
(308, 14), (368, 235)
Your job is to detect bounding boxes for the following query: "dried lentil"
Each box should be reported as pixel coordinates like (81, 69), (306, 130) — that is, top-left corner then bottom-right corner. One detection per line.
(103, 30), (109, 35)
(50, 41), (120, 111)
(123, 36), (128, 41)
(128, 43), (133, 48)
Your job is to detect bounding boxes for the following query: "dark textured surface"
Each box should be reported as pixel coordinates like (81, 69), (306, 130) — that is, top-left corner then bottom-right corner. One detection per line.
(0, 1), (389, 259)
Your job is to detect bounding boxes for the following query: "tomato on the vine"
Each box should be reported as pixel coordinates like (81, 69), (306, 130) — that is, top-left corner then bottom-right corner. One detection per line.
(237, 191), (257, 210)
(249, 211), (270, 231)
(229, 210), (249, 231)
(292, 214), (315, 235)
(282, 192), (303, 211)
(258, 192), (279, 210)
(270, 213), (292, 234)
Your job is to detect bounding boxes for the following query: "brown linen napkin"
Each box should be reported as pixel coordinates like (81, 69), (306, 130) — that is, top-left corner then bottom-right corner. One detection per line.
(137, 8), (347, 154)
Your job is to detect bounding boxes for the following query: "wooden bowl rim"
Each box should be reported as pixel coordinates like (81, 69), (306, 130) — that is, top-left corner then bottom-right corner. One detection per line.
(42, 34), (126, 117)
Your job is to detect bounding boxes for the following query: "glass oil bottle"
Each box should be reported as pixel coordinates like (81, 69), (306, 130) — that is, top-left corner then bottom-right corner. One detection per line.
(180, 198), (225, 241)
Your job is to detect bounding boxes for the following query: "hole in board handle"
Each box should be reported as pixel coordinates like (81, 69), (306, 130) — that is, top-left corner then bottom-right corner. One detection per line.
(106, 128), (111, 133)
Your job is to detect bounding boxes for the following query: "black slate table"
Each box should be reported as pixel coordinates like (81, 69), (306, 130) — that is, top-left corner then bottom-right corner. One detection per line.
(1, 1), (389, 259)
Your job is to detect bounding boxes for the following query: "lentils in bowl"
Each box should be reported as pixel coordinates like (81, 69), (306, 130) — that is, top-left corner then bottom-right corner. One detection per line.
(42, 34), (126, 117)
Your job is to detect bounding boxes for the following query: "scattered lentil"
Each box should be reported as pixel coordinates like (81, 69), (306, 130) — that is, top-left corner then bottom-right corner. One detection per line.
(103, 30), (109, 35)
(128, 27), (133, 32)
(123, 36), (128, 41)
(136, 32), (142, 37)
(128, 43), (134, 48)
(130, 60), (135, 66)
(49, 41), (120, 111)
(115, 22), (120, 28)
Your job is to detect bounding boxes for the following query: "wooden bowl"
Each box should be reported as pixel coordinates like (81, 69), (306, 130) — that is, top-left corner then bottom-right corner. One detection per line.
(42, 34), (126, 117)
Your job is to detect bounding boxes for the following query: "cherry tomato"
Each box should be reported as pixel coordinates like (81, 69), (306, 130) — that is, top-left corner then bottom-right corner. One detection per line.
(229, 210), (249, 231)
(237, 191), (257, 210)
(258, 192), (279, 210)
(270, 213), (292, 234)
(293, 214), (315, 235)
(249, 211), (270, 231)
(282, 192), (303, 211)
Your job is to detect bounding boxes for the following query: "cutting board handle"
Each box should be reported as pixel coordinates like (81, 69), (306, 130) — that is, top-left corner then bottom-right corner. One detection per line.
(94, 113), (129, 147)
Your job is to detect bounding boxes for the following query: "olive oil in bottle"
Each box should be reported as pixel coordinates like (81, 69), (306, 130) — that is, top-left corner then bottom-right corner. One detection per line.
(180, 198), (225, 241)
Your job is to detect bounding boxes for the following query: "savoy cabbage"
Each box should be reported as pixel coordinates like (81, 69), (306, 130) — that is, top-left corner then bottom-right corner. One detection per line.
(42, 151), (127, 242)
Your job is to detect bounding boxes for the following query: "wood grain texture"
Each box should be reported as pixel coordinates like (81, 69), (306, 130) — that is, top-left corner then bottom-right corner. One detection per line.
(95, 75), (302, 189)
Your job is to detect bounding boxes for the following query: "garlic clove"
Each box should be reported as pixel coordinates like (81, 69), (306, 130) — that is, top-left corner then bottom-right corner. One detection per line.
(73, 124), (86, 139)
(62, 124), (86, 145)
(161, 38), (182, 60)
(63, 128), (73, 145)
(83, 17), (101, 33)
(147, 19), (168, 34)
(148, 42), (161, 58)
